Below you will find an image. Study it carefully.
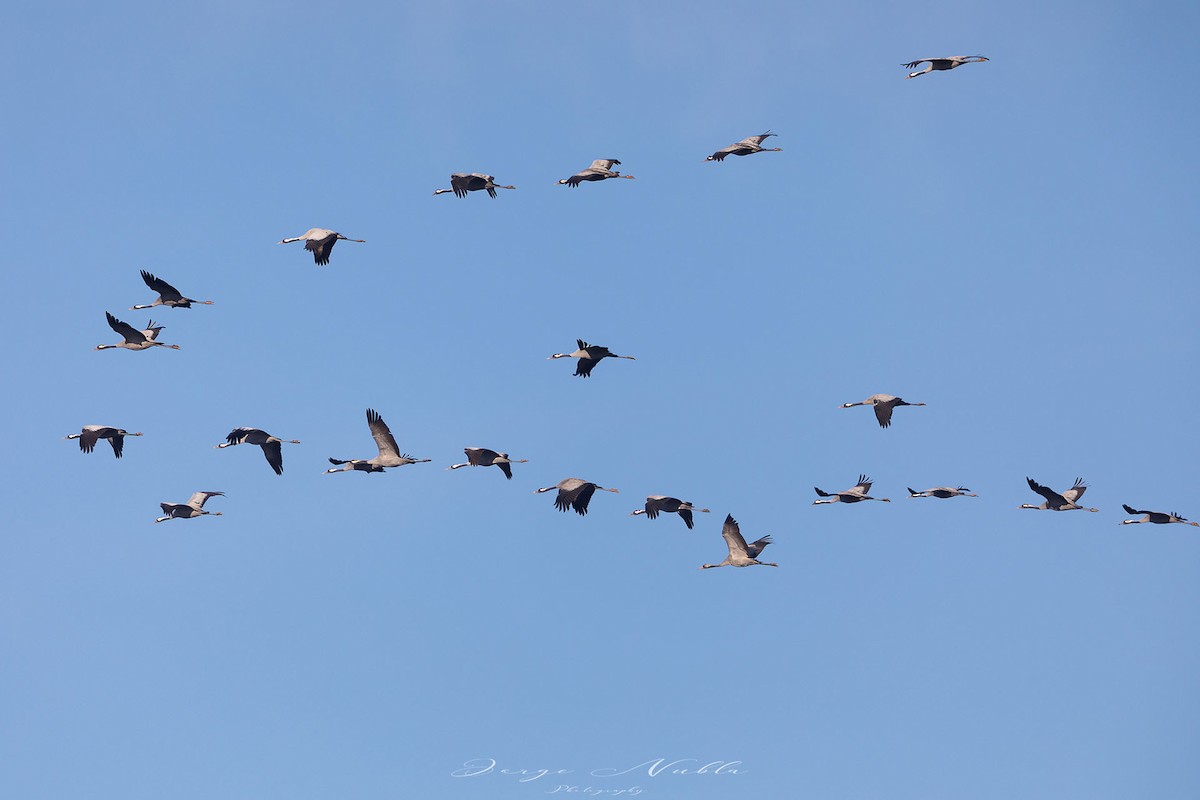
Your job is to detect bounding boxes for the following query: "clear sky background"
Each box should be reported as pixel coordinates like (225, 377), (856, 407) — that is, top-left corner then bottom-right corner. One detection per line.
(2, 1), (1198, 798)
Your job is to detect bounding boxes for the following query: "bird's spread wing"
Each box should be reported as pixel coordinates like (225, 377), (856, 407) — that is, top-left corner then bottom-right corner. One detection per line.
(262, 441), (284, 475)
(903, 59), (933, 69)
(188, 491), (223, 509)
(366, 409), (400, 458)
(106, 312), (146, 344)
(570, 483), (598, 515)
(1027, 478), (1065, 504)
(744, 535), (772, 559)
(574, 358), (598, 377)
(497, 461), (513, 480)
(873, 402), (894, 428)
(78, 427), (102, 453)
(679, 508), (694, 529)
(108, 433), (124, 458)
(141, 270), (181, 300)
(307, 235), (336, 265)
(225, 427), (253, 445)
(721, 515), (750, 558)
(1062, 479), (1088, 503)
(1122, 504), (1143, 515)
(590, 159), (618, 170)
(851, 475), (873, 495)
(450, 174), (473, 198)
(739, 131), (774, 146)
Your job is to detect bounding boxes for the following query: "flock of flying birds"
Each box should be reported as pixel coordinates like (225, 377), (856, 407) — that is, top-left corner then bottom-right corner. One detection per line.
(70, 53), (1198, 568)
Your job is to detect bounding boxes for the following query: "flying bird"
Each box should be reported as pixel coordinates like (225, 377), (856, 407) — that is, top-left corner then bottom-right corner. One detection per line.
(433, 173), (516, 198)
(705, 131), (782, 162)
(65, 426), (143, 458)
(629, 496), (711, 529)
(155, 491), (225, 523)
(548, 339), (636, 377)
(1020, 477), (1098, 512)
(814, 474), (891, 505)
(95, 312), (180, 351)
(447, 447), (528, 479)
(557, 159), (635, 187)
(907, 486), (977, 499)
(324, 409), (430, 474)
(1119, 505), (1199, 526)
(903, 55), (989, 79)
(277, 228), (365, 266)
(215, 427), (301, 475)
(533, 478), (619, 516)
(839, 394), (925, 428)
(131, 270), (213, 310)
(700, 515), (777, 569)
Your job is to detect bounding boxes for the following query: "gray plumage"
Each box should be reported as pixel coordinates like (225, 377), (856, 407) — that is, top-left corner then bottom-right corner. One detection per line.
(1120, 504), (1198, 527)
(840, 394), (925, 428)
(95, 312), (180, 351)
(699, 514), (777, 569)
(433, 173), (516, 198)
(1020, 477), (1099, 512)
(533, 478), (619, 516)
(131, 270), (213, 310)
(907, 486), (977, 499)
(903, 55), (989, 79)
(324, 409), (430, 474)
(629, 496), (711, 529)
(557, 159), (636, 187)
(548, 338), (636, 377)
(448, 447), (528, 479)
(706, 131), (782, 162)
(65, 425), (143, 458)
(155, 491), (224, 523)
(277, 228), (365, 266)
(813, 474), (891, 505)
(215, 427), (301, 475)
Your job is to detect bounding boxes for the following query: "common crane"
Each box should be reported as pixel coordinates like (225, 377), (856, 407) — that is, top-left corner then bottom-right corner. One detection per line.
(548, 339), (636, 377)
(903, 55), (989, 79)
(705, 131), (782, 162)
(324, 409), (430, 473)
(447, 447), (528, 479)
(839, 394), (925, 428)
(155, 491), (224, 523)
(907, 486), (977, 499)
(557, 159), (635, 187)
(433, 174), (516, 198)
(215, 427), (301, 475)
(65, 426), (142, 458)
(278, 228), (365, 266)
(700, 515), (777, 569)
(1020, 477), (1098, 512)
(131, 270), (213, 310)
(95, 312), (180, 351)
(533, 478), (619, 516)
(814, 474), (891, 505)
(1120, 505), (1199, 527)
(629, 496), (711, 529)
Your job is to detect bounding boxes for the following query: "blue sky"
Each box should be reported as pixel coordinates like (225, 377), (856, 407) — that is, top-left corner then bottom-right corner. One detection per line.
(3, 1), (1199, 797)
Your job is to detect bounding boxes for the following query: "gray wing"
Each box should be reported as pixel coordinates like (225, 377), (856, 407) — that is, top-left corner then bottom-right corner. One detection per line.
(873, 402), (894, 428)
(744, 535), (772, 559)
(721, 514), (750, 558)
(850, 475), (873, 495)
(366, 408), (400, 458)
(188, 491), (225, 509)
(1027, 477), (1066, 504)
(738, 131), (774, 147)
(140, 270), (183, 301)
(1061, 478), (1088, 503)
(106, 312), (146, 344)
